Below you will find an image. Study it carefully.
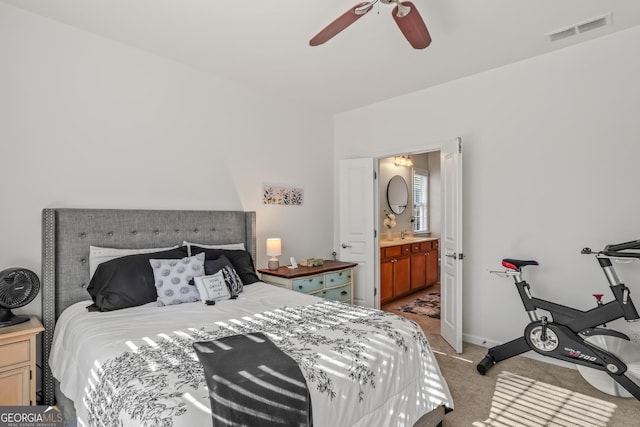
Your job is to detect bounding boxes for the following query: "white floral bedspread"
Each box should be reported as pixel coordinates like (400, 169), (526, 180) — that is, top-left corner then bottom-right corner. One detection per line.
(50, 283), (453, 426)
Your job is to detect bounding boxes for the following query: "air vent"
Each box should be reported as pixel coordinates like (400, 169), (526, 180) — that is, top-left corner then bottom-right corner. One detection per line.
(546, 13), (612, 43)
(548, 27), (577, 42)
(577, 16), (608, 33)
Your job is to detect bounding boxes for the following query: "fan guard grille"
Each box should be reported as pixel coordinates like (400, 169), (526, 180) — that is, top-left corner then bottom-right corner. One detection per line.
(0, 268), (40, 309)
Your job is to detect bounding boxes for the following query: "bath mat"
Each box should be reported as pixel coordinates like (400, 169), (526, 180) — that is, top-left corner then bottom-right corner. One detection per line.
(396, 292), (440, 319)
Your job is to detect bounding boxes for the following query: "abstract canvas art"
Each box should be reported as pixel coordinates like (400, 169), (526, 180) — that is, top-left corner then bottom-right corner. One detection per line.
(262, 184), (303, 205)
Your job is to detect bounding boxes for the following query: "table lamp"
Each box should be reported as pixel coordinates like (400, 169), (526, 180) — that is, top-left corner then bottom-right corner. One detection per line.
(266, 238), (282, 270)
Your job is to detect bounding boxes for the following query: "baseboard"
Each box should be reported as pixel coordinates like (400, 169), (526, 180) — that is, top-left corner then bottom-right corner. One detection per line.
(463, 333), (576, 370)
(463, 333), (500, 348)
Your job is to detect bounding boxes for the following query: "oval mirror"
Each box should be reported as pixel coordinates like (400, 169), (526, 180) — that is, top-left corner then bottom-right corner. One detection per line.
(387, 175), (408, 214)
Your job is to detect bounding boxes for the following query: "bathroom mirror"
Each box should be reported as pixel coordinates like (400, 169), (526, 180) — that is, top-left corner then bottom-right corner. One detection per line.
(387, 175), (408, 214)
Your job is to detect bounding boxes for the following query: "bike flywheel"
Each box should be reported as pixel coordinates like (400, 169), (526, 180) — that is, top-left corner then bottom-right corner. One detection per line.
(576, 335), (640, 398)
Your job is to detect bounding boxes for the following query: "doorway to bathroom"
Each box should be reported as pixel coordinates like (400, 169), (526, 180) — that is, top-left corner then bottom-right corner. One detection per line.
(378, 151), (442, 334)
(338, 137), (463, 352)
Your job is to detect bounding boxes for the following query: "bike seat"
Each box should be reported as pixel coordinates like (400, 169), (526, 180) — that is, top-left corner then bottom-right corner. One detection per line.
(502, 259), (539, 270)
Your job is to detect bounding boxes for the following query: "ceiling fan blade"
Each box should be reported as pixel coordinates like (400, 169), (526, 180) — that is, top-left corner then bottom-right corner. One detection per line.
(310, 2), (374, 46)
(392, 1), (432, 49)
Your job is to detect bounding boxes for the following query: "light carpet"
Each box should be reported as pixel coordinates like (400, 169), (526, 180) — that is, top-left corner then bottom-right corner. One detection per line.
(473, 371), (618, 427)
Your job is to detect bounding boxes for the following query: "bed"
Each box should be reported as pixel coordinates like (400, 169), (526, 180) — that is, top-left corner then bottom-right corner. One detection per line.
(41, 208), (453, 426)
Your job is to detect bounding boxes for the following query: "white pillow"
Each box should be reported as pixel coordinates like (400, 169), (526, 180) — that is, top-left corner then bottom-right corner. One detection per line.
(89, 245), (180, 279)
(149, 253), (205, 306)
(183, 241), (245, 256)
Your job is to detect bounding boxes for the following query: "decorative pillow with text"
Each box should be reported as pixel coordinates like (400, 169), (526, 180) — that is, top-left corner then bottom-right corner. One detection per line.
(204, 255), (244, 297)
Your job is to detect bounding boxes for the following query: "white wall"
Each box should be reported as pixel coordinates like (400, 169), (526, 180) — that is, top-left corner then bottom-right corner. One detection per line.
(335, 26), (640, 346)
(0, 3), (335, 319)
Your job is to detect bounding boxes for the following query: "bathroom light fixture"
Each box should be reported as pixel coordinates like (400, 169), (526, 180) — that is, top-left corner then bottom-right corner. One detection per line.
(266, 238), (282, 270)
(394, 155), (414, 167)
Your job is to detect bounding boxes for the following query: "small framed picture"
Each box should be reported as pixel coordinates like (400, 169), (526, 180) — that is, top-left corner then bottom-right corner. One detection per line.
(193, 272), (230, 303)
(262, 183), (303, 206)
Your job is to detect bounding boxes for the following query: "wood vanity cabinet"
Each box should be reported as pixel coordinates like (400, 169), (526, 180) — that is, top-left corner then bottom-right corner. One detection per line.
(411, 240), (439, 291)
(380, 244), (411, 305)
(381, 239), (439, 305)
(425, 240), (439, 286)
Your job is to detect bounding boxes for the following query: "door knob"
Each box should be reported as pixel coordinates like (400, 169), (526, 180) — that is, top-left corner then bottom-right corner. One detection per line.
(341, 243), (352, 248)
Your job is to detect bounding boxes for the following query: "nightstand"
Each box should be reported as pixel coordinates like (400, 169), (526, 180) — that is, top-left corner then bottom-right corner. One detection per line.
(258, 260), (357, 304)
(0, 316), (44, 406)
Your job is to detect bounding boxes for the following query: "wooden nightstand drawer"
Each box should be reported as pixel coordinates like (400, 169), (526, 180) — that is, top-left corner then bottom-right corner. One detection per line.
(320, 284), (351, 302)
(0, 340), (30, 368)
(325, 270), (351, 287)
(292, 276), (324, 293)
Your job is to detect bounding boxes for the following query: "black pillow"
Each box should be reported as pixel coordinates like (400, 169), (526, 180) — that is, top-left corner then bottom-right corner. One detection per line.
(190, 247), (260, 285)
(87, 246), (188, 311)
(204, 256), (244, 297)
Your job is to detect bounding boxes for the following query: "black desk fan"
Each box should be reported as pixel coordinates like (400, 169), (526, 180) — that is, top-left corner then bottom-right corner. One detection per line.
(0, 268), (40, 327)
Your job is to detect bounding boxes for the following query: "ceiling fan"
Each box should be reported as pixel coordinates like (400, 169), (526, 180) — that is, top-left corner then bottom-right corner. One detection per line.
(310, 0), (431, 49)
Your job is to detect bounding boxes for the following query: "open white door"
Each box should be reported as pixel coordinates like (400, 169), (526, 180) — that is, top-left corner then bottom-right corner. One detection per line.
(440, 137), (464, 353)
(339, 158), (376, 308)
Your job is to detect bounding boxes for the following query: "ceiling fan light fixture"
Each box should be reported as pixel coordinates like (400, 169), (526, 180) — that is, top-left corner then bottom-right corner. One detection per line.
(310, 0), (431, 49)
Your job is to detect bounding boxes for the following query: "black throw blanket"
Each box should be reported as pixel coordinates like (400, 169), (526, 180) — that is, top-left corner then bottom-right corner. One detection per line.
(193, 332), (313, 427)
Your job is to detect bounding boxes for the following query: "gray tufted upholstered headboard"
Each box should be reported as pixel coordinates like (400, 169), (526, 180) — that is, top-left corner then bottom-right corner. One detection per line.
(41, 208), (256, 405)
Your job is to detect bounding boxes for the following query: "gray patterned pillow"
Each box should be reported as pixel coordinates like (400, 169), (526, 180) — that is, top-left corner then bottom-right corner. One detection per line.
(150, 253), (205, 306)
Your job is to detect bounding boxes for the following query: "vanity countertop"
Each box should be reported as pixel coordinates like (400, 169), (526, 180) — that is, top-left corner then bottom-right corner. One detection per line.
(380, 236), (438, 248)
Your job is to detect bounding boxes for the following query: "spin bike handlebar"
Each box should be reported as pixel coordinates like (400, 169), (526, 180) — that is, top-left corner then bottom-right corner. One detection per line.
(582, 238), (640, 259)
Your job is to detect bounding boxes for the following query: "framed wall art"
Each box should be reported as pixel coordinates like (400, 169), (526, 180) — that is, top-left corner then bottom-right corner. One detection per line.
(262, 184), (303, 206)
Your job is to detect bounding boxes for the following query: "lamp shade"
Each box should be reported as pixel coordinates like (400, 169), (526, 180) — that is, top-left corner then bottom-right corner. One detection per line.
(266, 238), (282, 257)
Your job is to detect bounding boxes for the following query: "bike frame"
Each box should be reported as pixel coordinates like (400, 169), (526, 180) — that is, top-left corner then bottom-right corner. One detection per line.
(513, 255), (640, 333)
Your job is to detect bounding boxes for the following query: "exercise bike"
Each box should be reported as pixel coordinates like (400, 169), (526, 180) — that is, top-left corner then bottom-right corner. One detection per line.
(476, 239), (640, 400)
